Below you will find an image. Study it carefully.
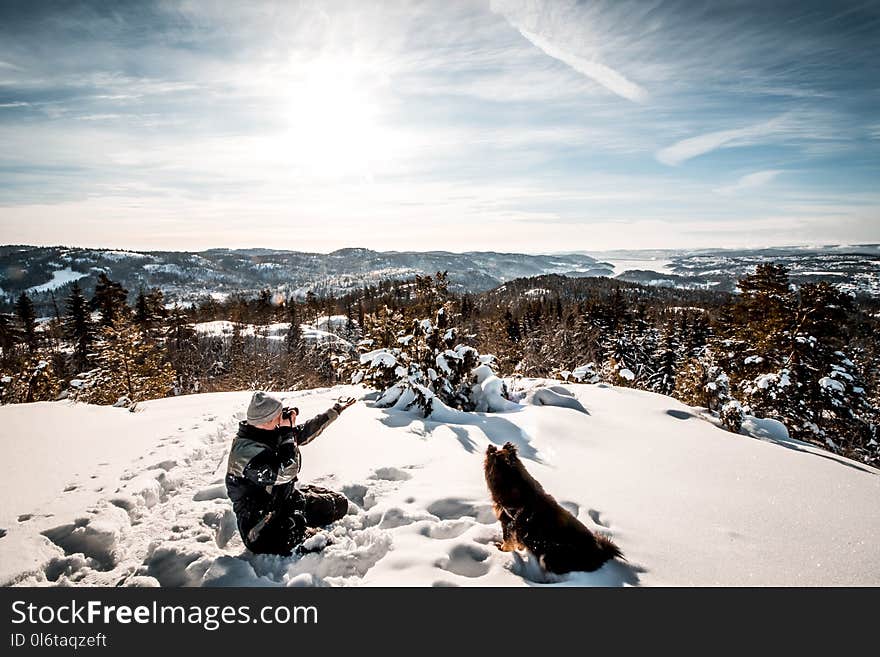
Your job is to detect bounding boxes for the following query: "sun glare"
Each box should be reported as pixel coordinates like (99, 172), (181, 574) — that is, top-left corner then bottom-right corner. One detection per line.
(280, 57), (391, 179)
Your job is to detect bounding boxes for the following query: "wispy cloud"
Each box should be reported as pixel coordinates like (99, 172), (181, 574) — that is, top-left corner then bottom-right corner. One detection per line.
(515, 27), (647, 102)
(656, 117), (785, 166)
(0, 1), (877, 250)
(716, 169), (784, 196)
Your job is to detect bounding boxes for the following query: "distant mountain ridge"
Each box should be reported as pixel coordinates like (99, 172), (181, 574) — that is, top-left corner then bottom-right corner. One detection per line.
(0, 245), (610, 312)
(2, 243), (878, 315)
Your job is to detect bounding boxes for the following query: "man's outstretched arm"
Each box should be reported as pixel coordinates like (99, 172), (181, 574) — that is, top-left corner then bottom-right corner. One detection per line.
(294, 397), (356, 446)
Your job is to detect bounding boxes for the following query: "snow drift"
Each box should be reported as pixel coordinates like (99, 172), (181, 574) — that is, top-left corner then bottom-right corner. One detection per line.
(1, 380), (878, 587)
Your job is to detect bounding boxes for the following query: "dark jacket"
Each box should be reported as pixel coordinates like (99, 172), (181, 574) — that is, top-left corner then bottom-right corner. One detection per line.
(225, 405), (340, 550)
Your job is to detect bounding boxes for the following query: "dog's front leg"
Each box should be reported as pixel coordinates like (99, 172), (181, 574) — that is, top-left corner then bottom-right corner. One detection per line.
(495, 507), (523, 552)
(494, 507), (520, 551)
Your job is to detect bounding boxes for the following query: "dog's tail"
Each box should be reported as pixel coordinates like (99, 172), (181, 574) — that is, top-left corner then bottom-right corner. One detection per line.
(596, 532), (625, 562)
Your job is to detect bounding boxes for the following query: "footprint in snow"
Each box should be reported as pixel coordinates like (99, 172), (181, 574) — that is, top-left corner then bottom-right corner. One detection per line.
(434, 543), (491, 578)
(426, 498), (496, 524)
(369, 466), (412, 482)
(587, 508), (609, 528)
(419, 518), (474, 540)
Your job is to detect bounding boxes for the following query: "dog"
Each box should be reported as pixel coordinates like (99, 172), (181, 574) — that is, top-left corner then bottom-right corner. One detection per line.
(484, 442), (622, 574)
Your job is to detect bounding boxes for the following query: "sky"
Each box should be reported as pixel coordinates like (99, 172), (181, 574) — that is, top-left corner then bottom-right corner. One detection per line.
(0, 0), (878, 254)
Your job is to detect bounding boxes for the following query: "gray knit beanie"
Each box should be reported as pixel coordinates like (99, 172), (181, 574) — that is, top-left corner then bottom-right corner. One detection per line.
(247, 391), (283, 426)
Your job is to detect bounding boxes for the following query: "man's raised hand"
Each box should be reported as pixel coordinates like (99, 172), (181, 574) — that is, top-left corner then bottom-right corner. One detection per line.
(334, 396), (357, 413)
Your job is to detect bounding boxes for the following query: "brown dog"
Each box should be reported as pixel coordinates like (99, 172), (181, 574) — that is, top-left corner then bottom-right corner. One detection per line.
(484, 442), (622, 574)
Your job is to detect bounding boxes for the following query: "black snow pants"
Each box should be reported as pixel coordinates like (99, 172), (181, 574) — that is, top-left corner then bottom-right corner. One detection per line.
(246, 485), (348, 556)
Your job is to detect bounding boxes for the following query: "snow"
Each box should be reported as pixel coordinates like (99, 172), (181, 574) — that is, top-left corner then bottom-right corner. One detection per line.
(819, 377), (846, 393)
(471, 365), (519, 413)
(1, 381), (878, 587)
(618, 368), (635, 381)
(143, 263), (185, 275)
(98, 250), (151, 261)
(740, 415), (790, 442)
(755, 371), (791, 389)
(360, 349), (397, 369)
(315, 315), (350, 331)
(192, 320), (352, 347)
(571, 363), (599, 383)
(27, 268), (88, 293)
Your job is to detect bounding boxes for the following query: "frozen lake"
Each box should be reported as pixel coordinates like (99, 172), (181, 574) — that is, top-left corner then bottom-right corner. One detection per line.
(596, 258), (674, 276)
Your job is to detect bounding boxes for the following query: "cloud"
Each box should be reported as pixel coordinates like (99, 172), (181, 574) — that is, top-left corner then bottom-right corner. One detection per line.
(0, 1), (878, 251)
(515, 28), (647, 102)
(656, 116), (785, 166)
(716, 170), (784, 196)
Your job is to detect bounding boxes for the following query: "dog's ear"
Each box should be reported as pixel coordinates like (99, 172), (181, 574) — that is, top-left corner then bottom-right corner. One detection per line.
(486, 444), (497, 454)
(503, 441), (517, 452)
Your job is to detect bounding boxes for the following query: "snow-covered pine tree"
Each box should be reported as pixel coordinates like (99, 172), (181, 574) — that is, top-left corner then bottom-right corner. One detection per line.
(351, 278), (507, 417)
(648, 321), (680, 396)
(674, 347), (740, 431)
(602, 327), (642, 386)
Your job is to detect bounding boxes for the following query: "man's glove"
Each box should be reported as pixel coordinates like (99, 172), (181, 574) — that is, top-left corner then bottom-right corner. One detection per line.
(333, 396), (356, 413)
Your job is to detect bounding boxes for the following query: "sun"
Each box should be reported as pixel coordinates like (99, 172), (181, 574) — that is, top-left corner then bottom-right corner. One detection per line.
(280, 56), (391, 179)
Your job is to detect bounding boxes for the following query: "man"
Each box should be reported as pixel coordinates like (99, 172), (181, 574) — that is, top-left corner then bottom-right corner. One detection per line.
(226, 391), (356, 556)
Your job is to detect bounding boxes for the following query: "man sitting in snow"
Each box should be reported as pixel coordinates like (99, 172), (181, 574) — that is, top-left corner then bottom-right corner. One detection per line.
(226, 391), (356, 555)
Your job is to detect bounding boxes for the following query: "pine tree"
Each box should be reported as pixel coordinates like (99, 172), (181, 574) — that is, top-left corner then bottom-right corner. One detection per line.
(165, 304), (199, 395)
(134, 287), (166, 338)
(305, 291), (319, 326)
(649, 322), (680, 396)
(75, 319), (175, 405)
(255, 288), (273, 324)
(734, 263), (791, 353)
(64, 281), (95, 373)
(45, 290), (65, 352)
(285, 302), (303, 355)
(0, 313), (18, 365)
(15, 292), (38, 353)
(92, 273), (129, 327)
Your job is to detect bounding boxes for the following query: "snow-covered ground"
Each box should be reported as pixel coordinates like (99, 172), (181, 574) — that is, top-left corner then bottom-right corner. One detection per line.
(27, 267), (88, 293)
(193, 317), (353, 347)
(1, 380), (877, 587)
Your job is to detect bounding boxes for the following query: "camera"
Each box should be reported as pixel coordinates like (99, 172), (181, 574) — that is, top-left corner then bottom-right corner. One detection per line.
(282, 406), (299, 420)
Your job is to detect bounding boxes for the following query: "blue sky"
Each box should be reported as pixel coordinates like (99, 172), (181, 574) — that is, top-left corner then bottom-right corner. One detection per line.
(0, 0), (878, 252)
